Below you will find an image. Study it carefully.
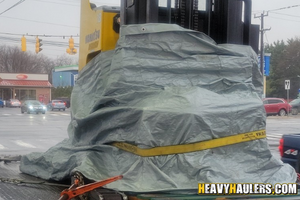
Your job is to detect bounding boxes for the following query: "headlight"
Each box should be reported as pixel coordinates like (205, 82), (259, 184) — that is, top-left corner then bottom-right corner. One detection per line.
(43, 106), (46, 110)
(29, 105), (33, 109)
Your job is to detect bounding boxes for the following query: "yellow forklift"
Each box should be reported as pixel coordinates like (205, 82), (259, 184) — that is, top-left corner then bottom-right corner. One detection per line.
(10, 1), (300, 200)
(57, 1), (298, 200)
(78, 0), (259, 71)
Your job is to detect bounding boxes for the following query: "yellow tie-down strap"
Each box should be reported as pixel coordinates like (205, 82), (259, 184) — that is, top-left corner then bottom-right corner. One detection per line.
(111, 130), (266, 157)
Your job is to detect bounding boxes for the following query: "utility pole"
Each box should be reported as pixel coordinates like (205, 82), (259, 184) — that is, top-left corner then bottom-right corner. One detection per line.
(255, 11), (271, 98)
(255, 11), (271, 74)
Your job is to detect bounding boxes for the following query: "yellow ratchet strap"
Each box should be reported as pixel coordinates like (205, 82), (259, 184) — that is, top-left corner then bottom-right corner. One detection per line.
(111, 130), (266, 157)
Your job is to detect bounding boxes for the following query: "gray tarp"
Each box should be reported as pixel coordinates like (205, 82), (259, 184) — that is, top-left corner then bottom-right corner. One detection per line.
(20, 24), (296, 193)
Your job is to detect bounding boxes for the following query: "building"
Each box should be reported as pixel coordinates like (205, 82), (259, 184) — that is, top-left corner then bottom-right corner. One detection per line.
(0, 73), (52, 103)
(52, 65), (78, 87)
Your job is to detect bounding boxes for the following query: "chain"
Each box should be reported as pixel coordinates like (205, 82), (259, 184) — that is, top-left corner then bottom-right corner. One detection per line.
(73, 171), (85, 186)
(0, 177), (23, 184)
(0, 155), (22, 163)
(72, 171), (88, 200)
(0, 177), (70, 187)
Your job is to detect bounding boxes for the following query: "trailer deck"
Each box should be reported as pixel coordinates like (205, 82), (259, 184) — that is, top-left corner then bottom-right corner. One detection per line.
(1, 158), (299, 200)
(0, 159), (68, 200)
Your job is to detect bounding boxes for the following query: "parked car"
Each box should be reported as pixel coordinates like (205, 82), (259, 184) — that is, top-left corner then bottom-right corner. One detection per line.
(290, 98), (300, 115)
(6, 99), (21, 108)
(56, 97), (70, 108)
(0, 98), (4, 108)
(21, 100), (47, 114)
(262, 98), (292, 116)
(47, 100), (66, 111)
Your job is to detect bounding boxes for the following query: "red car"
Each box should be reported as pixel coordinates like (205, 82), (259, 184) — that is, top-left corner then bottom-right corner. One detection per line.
(263, 98), (292, 116)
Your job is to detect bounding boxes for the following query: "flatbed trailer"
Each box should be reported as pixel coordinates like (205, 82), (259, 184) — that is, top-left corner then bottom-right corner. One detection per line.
(1, 159), (299, 200)
(0, 160), (66, 199)
(1, 1), (299, 199)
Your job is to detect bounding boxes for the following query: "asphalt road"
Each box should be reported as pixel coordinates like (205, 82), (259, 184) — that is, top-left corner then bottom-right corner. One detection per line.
(0, 108), (299, 200)
(266, 114), (300, 159)
(0, 106), (70, 155)
(0, 107), (299, 159)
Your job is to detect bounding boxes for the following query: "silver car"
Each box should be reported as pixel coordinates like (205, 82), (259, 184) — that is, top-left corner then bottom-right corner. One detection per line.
(6, 99), (21, 108)
(290, 98), (300, 115)
(47, 100), (66, 111)
(21, 100), (47, 114)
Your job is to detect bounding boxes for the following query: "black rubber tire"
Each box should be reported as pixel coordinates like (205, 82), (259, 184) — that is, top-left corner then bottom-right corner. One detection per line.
(278, 109), (287, 116)
(292, 108), (299, 115)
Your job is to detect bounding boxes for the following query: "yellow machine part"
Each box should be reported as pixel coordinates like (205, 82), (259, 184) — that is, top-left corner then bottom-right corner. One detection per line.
(79, 0), (119, 71)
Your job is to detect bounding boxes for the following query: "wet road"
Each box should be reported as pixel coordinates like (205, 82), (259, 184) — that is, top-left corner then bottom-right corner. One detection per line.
(266, 114), (300, 159)
(0, 106), (70, 155)
(0, 107), (299, 159)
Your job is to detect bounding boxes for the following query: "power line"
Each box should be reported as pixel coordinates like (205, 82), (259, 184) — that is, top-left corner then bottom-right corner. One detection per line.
(29, 0), (119, 7)
(271, 12), (300, 18)
(268, 16), (300, 23)
(253, 4), (300, 97)
(254, 11), (271, 75)
(0, 16), (79, 28)
(30, 0), (79, 7)
(264, 32), (269, 45)
(0, 36), (79, 47)
(0, 0), (25, 15)
(0, 32), (79, 38)
(268, 4), (300, 12)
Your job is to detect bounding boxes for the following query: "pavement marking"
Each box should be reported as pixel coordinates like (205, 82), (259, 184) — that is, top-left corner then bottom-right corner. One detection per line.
(266, 133), (283, 138)
(0, 144), (5, 149)
(0, 113), (70, 116)
(14, 140), (36, 148)
(267, 135), (282, 139)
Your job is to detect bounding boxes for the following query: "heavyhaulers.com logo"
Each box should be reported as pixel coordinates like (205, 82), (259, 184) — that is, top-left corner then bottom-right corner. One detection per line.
(198, 183), (298, 195)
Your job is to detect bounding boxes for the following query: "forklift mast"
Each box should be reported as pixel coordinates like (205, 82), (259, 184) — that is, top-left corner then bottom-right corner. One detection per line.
(79, 0), (259, 70)
(120, 0), (259, 51)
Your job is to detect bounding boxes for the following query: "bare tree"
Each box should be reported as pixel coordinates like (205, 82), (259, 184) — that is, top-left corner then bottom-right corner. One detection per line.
(53, 55), (77, 67)
(0, 45), (51, 73)
(0, 45), (77, 83)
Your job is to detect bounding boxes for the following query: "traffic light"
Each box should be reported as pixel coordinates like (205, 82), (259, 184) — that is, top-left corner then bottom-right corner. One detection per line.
(35, 36), (43, 53)
(21, 36), (26, 52)
(66, 36), (77, 55)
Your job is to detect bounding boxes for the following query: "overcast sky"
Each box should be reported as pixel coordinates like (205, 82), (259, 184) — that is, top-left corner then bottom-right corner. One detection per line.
(0, 0), (299, 60)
